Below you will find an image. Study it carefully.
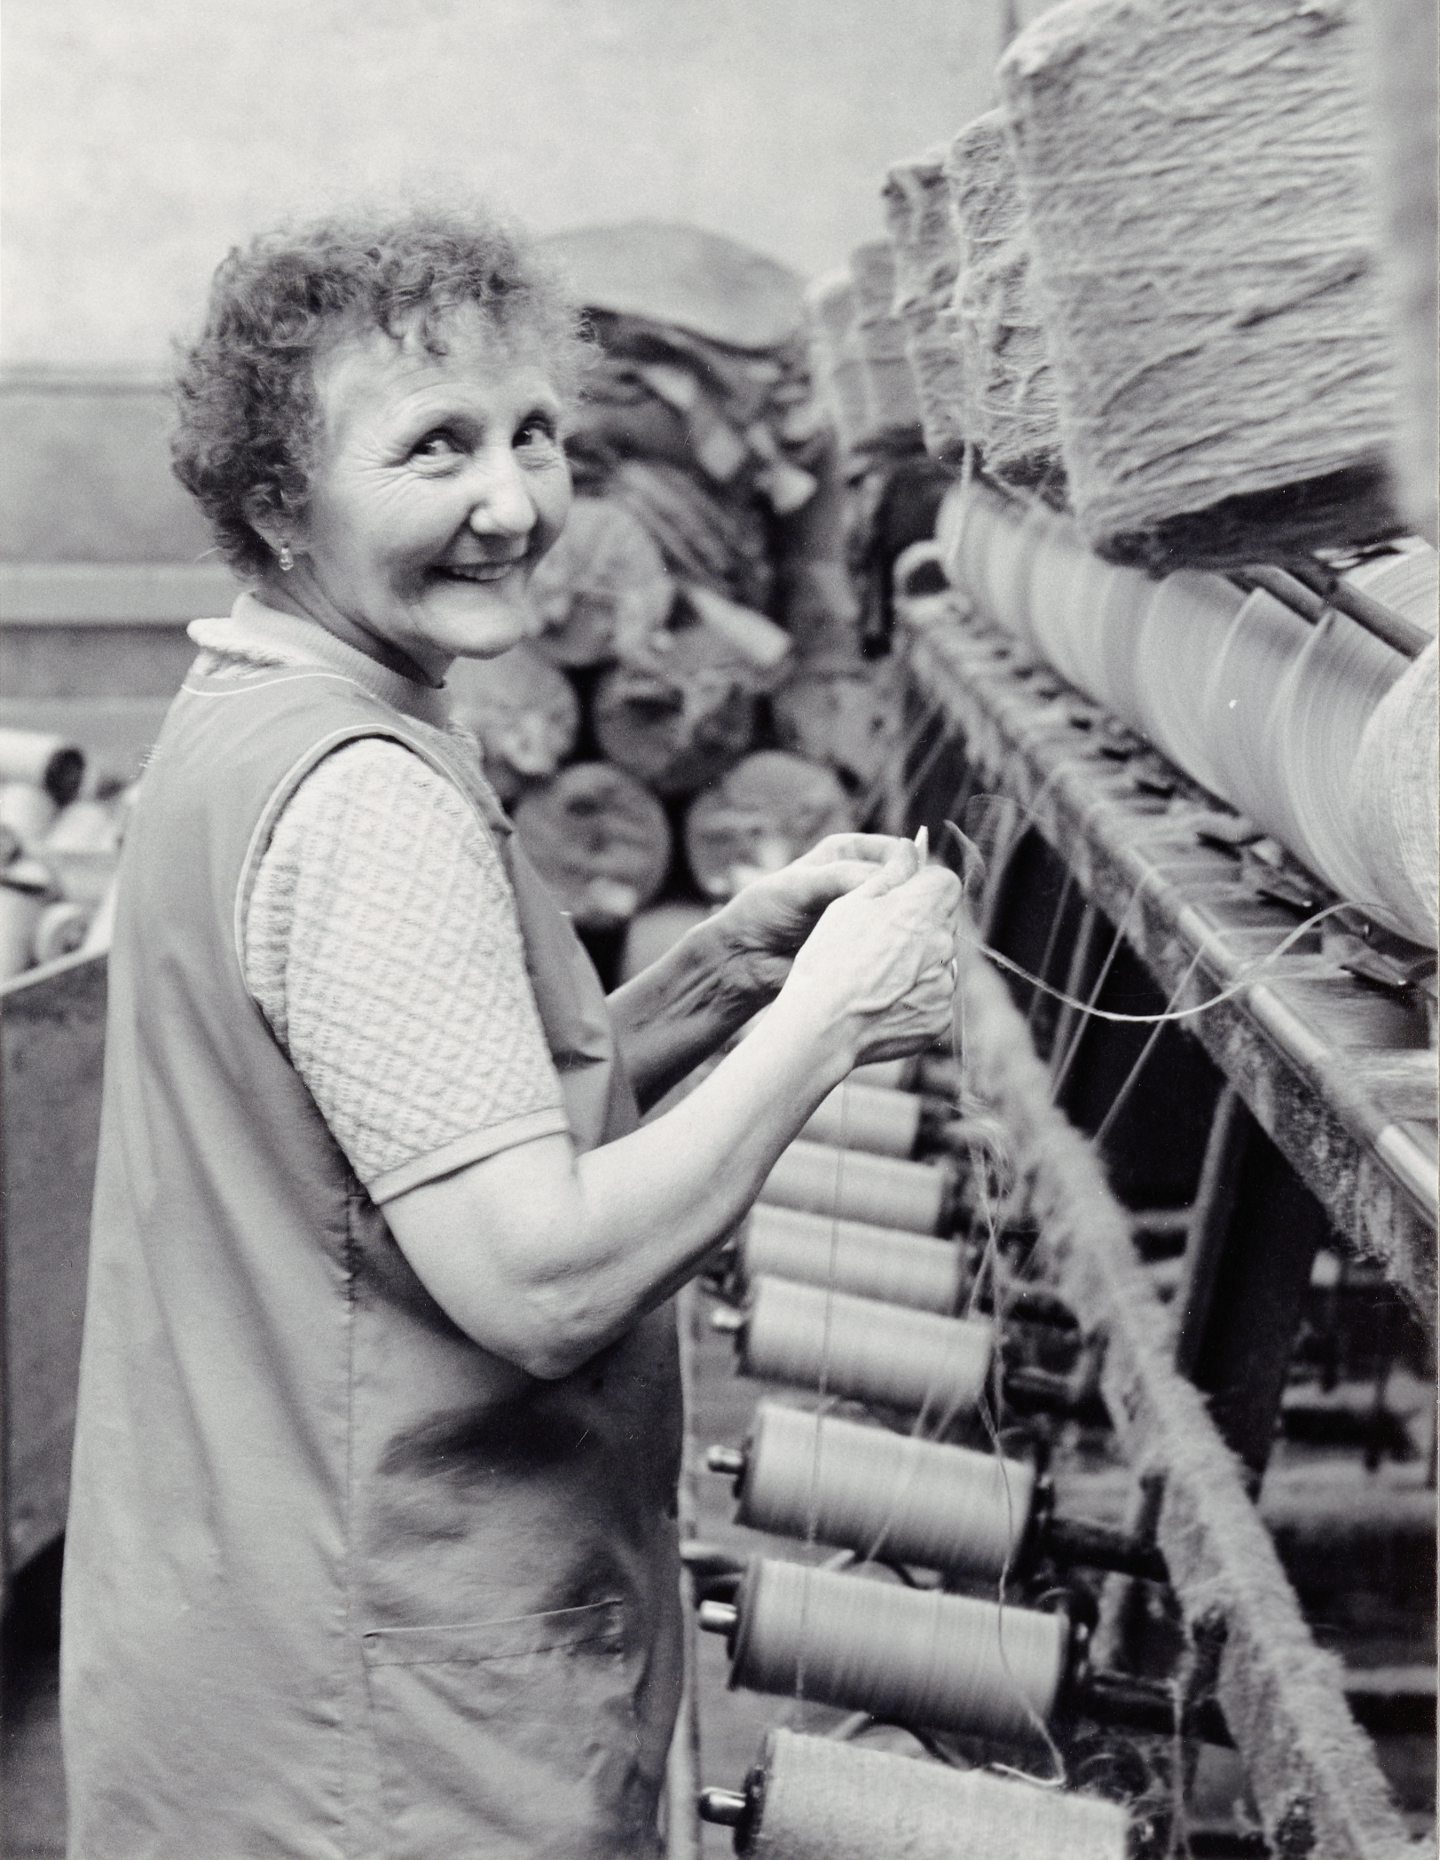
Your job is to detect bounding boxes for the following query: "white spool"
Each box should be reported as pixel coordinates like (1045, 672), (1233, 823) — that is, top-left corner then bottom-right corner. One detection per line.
(0, 783), (59, 849)
(1129, 573), (1246, 794)
(32, 901), (92, 966)
(800, 1080), (923, 1158)
(737, 1403), (1036, 1580)
(1200, 584), (1315, 841)
(739, 1277), (994, 1417)
(744, 1728), (1129, 1860)
(732, 1559), (1067, 1747)
(738, 1204), (965, 1312)
(0, 881), (47, 982)
(761, 1140), (949, 1235)
(1349, 638), (1439, 946)
(0, 729), (85, 804)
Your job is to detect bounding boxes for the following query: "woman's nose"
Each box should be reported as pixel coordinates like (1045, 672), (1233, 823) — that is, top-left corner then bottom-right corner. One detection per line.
(465, 451), (536, 539)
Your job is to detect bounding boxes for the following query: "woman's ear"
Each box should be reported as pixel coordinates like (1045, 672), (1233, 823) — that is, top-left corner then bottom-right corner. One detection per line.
(243, 488), (292, 560)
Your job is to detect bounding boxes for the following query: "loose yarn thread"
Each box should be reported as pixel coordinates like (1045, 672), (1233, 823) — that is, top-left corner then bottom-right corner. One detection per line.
(998, 0), (1398, 562)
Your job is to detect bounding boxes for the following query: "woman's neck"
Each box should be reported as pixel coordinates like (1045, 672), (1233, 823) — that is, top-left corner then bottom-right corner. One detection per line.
(254, 572), (450, 688)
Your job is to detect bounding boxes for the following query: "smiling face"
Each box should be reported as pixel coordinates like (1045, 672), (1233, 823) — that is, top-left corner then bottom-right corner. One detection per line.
(270, 304), (573, 682)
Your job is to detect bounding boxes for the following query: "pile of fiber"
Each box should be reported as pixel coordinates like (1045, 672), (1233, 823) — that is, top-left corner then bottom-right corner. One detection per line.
(848, 240), (924, 448)
(998, 0), (1398, 566)
(880, 150), (966, 461)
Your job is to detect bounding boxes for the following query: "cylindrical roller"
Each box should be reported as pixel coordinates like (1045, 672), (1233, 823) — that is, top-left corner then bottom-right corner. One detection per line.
(761, 1140), (950, 1235)
(684, 751), (853, 900)
(32, 901), (92, 966)
(0, 730), (85, 805)
(0, 782), (59, 848)
(725, 1558), (1067, 1747)
(0, 878), (47, 981)
(731, 1403), (1036, 1580)
(445, 643), (581, 804)
(737, 1205), (964, 1313)
(738, 1277), (994, 1418)
(800, 1079), (923, 1158)
(512, 762), (672, 930)
(708, 1727), (1129, 1860)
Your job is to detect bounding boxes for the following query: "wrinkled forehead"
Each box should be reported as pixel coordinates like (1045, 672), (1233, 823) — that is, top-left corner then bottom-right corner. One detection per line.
(310, 303), (562, 442)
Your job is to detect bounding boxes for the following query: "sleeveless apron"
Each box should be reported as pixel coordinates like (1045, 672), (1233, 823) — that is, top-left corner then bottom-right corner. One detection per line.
(61, 659), (684, 1860)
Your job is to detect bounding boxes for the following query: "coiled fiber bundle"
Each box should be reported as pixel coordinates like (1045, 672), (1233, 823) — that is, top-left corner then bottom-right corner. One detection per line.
(803, 269), (871, 458)
(743, 1728), (1129, 1860)
(999, 0), (1398, 566)
(1361, 0), (1438, 542)
(881, 150), (967, 458)
(945, 111), (1062, 490)
(849, 240), (924, 440)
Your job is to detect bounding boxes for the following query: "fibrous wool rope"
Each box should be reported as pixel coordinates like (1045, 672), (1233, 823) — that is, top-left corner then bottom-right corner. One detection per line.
(945, 111), (1062, 489)
(881, 149), (967, 457)
(999, 0), (1397, 562)
(746, 1728), (1129, 1860)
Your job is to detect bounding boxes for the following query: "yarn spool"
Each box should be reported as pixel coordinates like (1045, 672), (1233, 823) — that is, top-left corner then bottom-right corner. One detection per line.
(1348, 640), (1438, 946)
(804, 270), (871, 457)
(945, 111), (1062, 489)
(941, 477), (1044, 650)
(1361, 0), (1438, 542)
(1200, 583), (1316, 843)
(723, 1403), (1036, 1580)
(761, 1139), (951, 1234)
(523, 496), (673, 668)
(800, 1079), (923, 1158)
(591, 600), (767, 797)
(32, 901), (92, 966)
(737, 1203), (966, 1312)
(730, 1277), (994, 1418)
(0, 729), (85, 806)
(1273, 552), (1435, 911)
(770, 665), (900, 794)
(999, 0), (1397, 564)
(0, 866), (50, 982)
(0, 782), (59, 849)
(512, 762), (672, 930)
(683, 752), (853, 901)
(717, 1559), (1067, 1747)
(881, 150), (966, 458)
(1129, 573), (1246, 794)
(848, 240), (923, 439)
(704, 1727), (1129, 1860)
(446, 644), (581, 804)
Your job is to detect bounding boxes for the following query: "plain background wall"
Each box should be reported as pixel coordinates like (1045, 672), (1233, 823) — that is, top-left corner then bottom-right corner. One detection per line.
(3, 0), (1006, 372)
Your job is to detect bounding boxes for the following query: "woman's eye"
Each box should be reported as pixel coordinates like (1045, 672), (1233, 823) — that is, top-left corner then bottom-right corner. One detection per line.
(515, 415), (559, 451)
(411, 430), (463, 462)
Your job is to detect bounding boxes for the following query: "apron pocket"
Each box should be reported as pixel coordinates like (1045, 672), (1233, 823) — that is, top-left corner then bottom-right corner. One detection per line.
(361, 1600), (655, 1860)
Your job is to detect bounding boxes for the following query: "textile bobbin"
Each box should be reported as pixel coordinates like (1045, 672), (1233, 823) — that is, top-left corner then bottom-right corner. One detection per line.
(999, 0), (1398, 564)
(712, 1277), (994, 1420)
(848, 239), (924, 443)
(706, 1403), (1167, 1585)
(0, 730), (86, 808)
(945, 110), (1062, 490)
(698, 1728), (1131, 1860)
(725, 1202), (1078, 1331)
(511, 761), (672, 932)
(798, 1079), (947, 1159)
(803, 270), (871, 460)
(683, 751), (854, 902)
(880, 148), (966, 459)
(760, 1138), (956, 1234)
(697, 1559), (1232, 1748)
(446, 644), (580, 806)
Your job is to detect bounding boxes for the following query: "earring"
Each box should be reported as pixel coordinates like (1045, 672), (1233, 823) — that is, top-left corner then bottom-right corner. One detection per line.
(277, 542), (295, 574)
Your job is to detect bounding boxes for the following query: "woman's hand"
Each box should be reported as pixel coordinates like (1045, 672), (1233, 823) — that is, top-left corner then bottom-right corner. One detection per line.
(707, 832), (927, 1003)
(777, 848), (962, 1066)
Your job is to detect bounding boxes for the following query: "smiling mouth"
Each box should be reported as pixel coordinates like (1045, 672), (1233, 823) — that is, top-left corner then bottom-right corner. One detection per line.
(435, 559), (526, 584)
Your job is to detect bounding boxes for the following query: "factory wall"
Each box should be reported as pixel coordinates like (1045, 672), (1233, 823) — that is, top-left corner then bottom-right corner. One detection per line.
(2, 0), (1002, 372)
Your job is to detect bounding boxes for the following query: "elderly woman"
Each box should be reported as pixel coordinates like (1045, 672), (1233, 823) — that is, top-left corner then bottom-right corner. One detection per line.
(61, 205), (960, 1860)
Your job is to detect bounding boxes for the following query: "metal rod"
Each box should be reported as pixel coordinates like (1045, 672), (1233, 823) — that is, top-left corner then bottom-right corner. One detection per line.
(1286, 557), (1430, 659)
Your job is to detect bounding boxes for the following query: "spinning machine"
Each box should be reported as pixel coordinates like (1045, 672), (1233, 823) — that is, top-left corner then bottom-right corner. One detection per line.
(674, 0), (1437, 1852)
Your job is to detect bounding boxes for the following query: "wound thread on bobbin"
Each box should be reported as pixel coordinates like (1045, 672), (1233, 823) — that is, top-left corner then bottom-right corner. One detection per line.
(726, 1276), (995, 1418)
(738, 1204), (966, 1312)
(701, 1727), (1131, 1860)
(761, 1138), (954, 1234)
(709, 1558), (1069, 1748)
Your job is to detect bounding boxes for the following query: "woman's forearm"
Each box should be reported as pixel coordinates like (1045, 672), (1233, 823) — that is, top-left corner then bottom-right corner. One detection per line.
(606, 912), (762, 1111)
(385, 985), (856, 1378)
